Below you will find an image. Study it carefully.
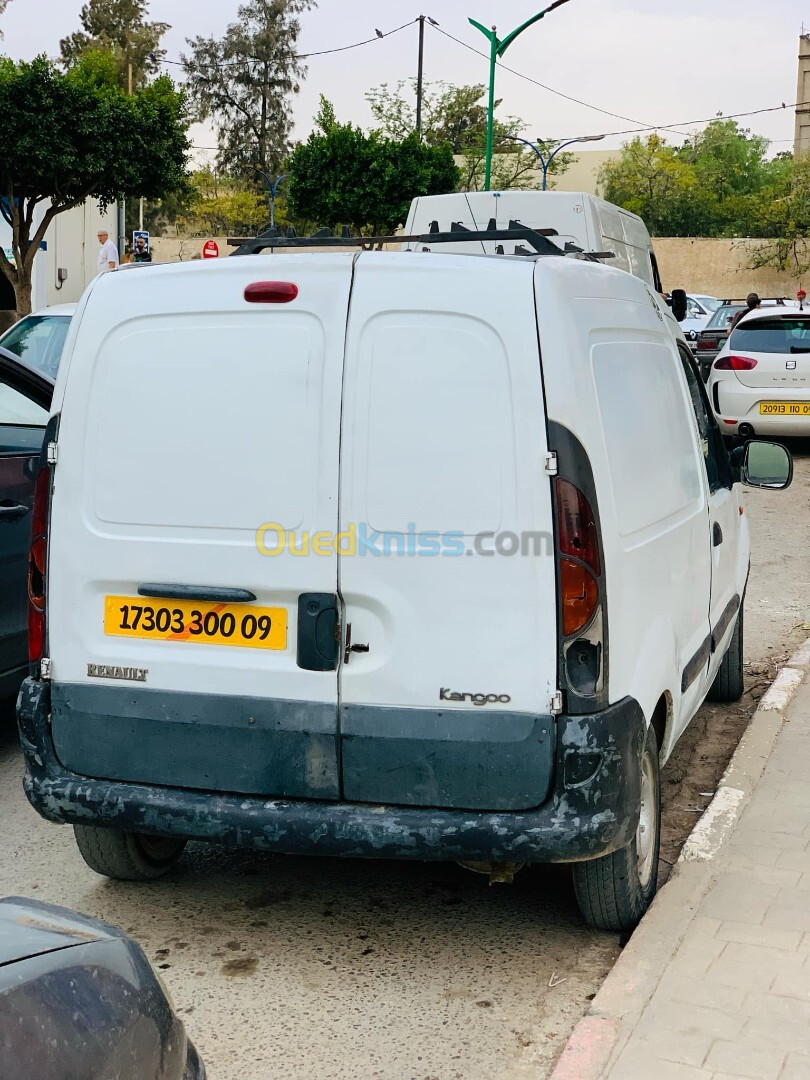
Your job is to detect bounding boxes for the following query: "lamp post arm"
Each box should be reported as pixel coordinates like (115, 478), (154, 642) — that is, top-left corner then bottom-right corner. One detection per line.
(498, 0), (573, 55)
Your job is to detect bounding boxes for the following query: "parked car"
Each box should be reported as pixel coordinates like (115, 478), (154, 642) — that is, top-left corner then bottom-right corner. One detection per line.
(0, 349), (53, 700)
(707, 306), (810, 438)
(681, 294), (721, 347)
(18, 240), (791, 933)
(0, 896), (204, 1079)
(695, 298), (796, 378)
(0, 303), (76, 379)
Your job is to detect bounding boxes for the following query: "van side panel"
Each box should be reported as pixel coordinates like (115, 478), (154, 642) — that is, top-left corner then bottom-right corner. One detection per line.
(48, 256), (354, 798)
(338, 253), (558, 811)
(535, 259), (713, 749)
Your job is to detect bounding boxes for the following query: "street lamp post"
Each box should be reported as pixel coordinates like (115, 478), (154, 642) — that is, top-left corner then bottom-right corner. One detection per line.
(257, 172), (288, 232)
(469, 0), (574, 191)
(502, 134), (605, 190)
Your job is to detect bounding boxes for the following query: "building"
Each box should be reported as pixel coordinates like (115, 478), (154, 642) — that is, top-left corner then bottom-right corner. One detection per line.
(0, 199), (112, 321)
(795, 32), (810, 154)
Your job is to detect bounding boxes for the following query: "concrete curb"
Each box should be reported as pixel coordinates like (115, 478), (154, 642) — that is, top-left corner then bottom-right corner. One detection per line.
(549, 637), (810, 1080)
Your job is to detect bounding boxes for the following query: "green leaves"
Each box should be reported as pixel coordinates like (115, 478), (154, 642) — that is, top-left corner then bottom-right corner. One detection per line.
(287, 106), (459, 234)
(59, 0), (171, 91)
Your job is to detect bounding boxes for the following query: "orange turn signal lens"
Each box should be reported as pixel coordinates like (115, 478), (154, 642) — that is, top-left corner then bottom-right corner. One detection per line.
(560, 558), (599, 637)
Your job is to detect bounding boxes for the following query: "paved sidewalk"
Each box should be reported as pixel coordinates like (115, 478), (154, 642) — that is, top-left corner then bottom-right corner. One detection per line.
(606, 676), (810, 1079)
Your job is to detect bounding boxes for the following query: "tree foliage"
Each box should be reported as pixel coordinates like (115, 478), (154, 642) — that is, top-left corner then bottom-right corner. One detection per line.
(287, 97), (460, 234)
(367, 80), (572, 192)
(600, 121), (796, 238)
(60, 0), (170, 91)
(178, 170), (271, 236)
(183, 0), (315, 183)
(0, 53), (189, 315)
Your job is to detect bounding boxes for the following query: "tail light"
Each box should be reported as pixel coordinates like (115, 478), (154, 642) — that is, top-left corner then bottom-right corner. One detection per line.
(556, 479), (600, 637)
(28, 462), (51, 663)
(715, 354), (758, 371)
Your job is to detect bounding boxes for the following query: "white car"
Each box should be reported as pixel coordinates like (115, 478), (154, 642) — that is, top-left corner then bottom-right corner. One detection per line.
(707, 306), (810, 438)
(17, 237), (791, 933)
(681, 294), (721, 345)
(0, 303), (76, 379)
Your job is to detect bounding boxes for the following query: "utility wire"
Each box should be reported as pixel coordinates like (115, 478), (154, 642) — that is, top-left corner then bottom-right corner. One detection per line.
(428, 22), (693, 138)
(160, 19), (417, 72)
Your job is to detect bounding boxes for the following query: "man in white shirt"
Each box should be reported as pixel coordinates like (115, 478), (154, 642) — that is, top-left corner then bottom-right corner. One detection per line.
(96, 230), (119, 273)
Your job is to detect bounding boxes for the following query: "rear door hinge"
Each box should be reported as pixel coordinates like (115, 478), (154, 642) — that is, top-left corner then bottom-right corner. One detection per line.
(46, 442), (58, 466)
(40, 657), (52, 681)
(544, 452), (558, 477)
(550, 690), (564, 714)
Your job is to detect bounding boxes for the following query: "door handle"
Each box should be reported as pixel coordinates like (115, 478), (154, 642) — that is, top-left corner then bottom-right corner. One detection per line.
(0, 502), (29, 524)
(712, 521), (723, 547)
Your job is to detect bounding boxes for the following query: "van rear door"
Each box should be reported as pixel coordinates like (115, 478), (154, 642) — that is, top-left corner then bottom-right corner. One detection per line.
(48, 256), (353, 800)
(337, 253), (559, 812)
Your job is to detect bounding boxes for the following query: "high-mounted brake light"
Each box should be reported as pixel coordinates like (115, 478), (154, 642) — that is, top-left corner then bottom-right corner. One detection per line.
(715, 354), (758, 371)
(244, 281), (299, 304)
(28, 463), (51, 662)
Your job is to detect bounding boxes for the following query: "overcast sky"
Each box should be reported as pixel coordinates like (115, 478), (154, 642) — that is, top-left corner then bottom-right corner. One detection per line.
(2, 0), (807, 164)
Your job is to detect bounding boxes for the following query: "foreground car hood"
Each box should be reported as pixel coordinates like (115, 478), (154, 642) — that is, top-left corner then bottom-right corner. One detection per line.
(0, 897), (109, 967)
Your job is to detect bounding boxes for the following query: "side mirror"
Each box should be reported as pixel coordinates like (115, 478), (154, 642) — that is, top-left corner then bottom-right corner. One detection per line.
(671, 289), (688, 322)
(738, 440), (793, 490)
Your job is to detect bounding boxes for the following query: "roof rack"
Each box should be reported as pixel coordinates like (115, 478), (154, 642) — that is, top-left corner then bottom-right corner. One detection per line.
(228, 219), (615, 264)
(720, 297), (793, 305)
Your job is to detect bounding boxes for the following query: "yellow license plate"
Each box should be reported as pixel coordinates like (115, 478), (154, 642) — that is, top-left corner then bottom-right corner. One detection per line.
(759, 402), (810, 415)
(104, 596), (287, 651)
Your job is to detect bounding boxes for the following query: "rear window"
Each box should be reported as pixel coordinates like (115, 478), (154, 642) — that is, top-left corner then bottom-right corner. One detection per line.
(706, 306), (743, 331)
(730, 318), (810, 354)
(0, 315), (71, 378)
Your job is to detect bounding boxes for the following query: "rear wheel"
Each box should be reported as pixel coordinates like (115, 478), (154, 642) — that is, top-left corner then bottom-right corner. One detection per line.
(572, 724), (661, 932)
(707, 607), (744, 703)
(73, 825), (186, 881)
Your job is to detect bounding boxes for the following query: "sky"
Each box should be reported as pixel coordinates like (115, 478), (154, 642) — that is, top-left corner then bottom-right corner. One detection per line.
(2, 0), (808, 167)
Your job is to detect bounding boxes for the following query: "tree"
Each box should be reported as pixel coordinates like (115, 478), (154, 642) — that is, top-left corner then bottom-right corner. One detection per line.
(60, 0), (169, 91)
(0, 2), (13, 34)
(746, 154), (810, 274)
(601, 122), (788, 238)
(287, 97), (459, 234)
(179, 170), (270, 236)
(367, 80), (572, 192)
(183, 0), (316, 184)
(0, 53), (189, 316)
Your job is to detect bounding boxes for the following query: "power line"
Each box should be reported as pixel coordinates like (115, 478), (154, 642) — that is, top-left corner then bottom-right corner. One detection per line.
(160, 19), (417, 72)
(427, 22), (693, 139)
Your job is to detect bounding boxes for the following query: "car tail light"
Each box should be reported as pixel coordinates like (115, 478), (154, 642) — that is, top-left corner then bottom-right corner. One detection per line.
(28, 462), (51, 663)
(556, 479), (601, 636)
(715, 354), (758, 371)
(556, 480), (601, 575)
(560, 558), (599, 637)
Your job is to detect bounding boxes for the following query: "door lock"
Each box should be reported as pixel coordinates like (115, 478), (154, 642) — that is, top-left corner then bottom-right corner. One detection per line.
(344, 623), (370, 665)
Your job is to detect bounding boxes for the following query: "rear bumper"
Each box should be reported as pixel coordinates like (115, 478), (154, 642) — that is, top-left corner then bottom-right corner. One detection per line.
(713, 380), (810, 436)
(18, 678), (646, 865)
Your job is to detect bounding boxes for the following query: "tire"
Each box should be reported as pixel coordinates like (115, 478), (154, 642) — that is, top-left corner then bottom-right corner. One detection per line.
(73, 825), (186, 881)
(572, 724), (661, 932)
(707, 607), (744, 703)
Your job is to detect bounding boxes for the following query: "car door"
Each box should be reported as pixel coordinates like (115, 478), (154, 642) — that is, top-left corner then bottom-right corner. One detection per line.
(677, 345), (743, 686)
(0, 349), (53, 695)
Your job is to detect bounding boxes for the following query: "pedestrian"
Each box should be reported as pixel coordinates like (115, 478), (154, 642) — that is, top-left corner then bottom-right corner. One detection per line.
(729, 292), (761, 331)
(96, 229), (119, 274)
(132, 234), (152, 263)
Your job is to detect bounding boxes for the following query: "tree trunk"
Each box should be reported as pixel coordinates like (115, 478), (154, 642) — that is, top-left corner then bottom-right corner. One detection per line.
(14, 273), (33, 318)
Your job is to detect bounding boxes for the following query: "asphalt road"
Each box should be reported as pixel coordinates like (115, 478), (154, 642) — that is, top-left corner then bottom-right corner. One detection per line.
(1, 448), (808, 1080)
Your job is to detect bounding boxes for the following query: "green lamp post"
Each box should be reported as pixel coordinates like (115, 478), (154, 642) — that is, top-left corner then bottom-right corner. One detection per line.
(469, 0), (573, 190)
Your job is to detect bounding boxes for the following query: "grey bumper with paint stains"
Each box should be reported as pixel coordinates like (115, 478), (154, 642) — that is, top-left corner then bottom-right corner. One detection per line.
(18, 678), (645, 864)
